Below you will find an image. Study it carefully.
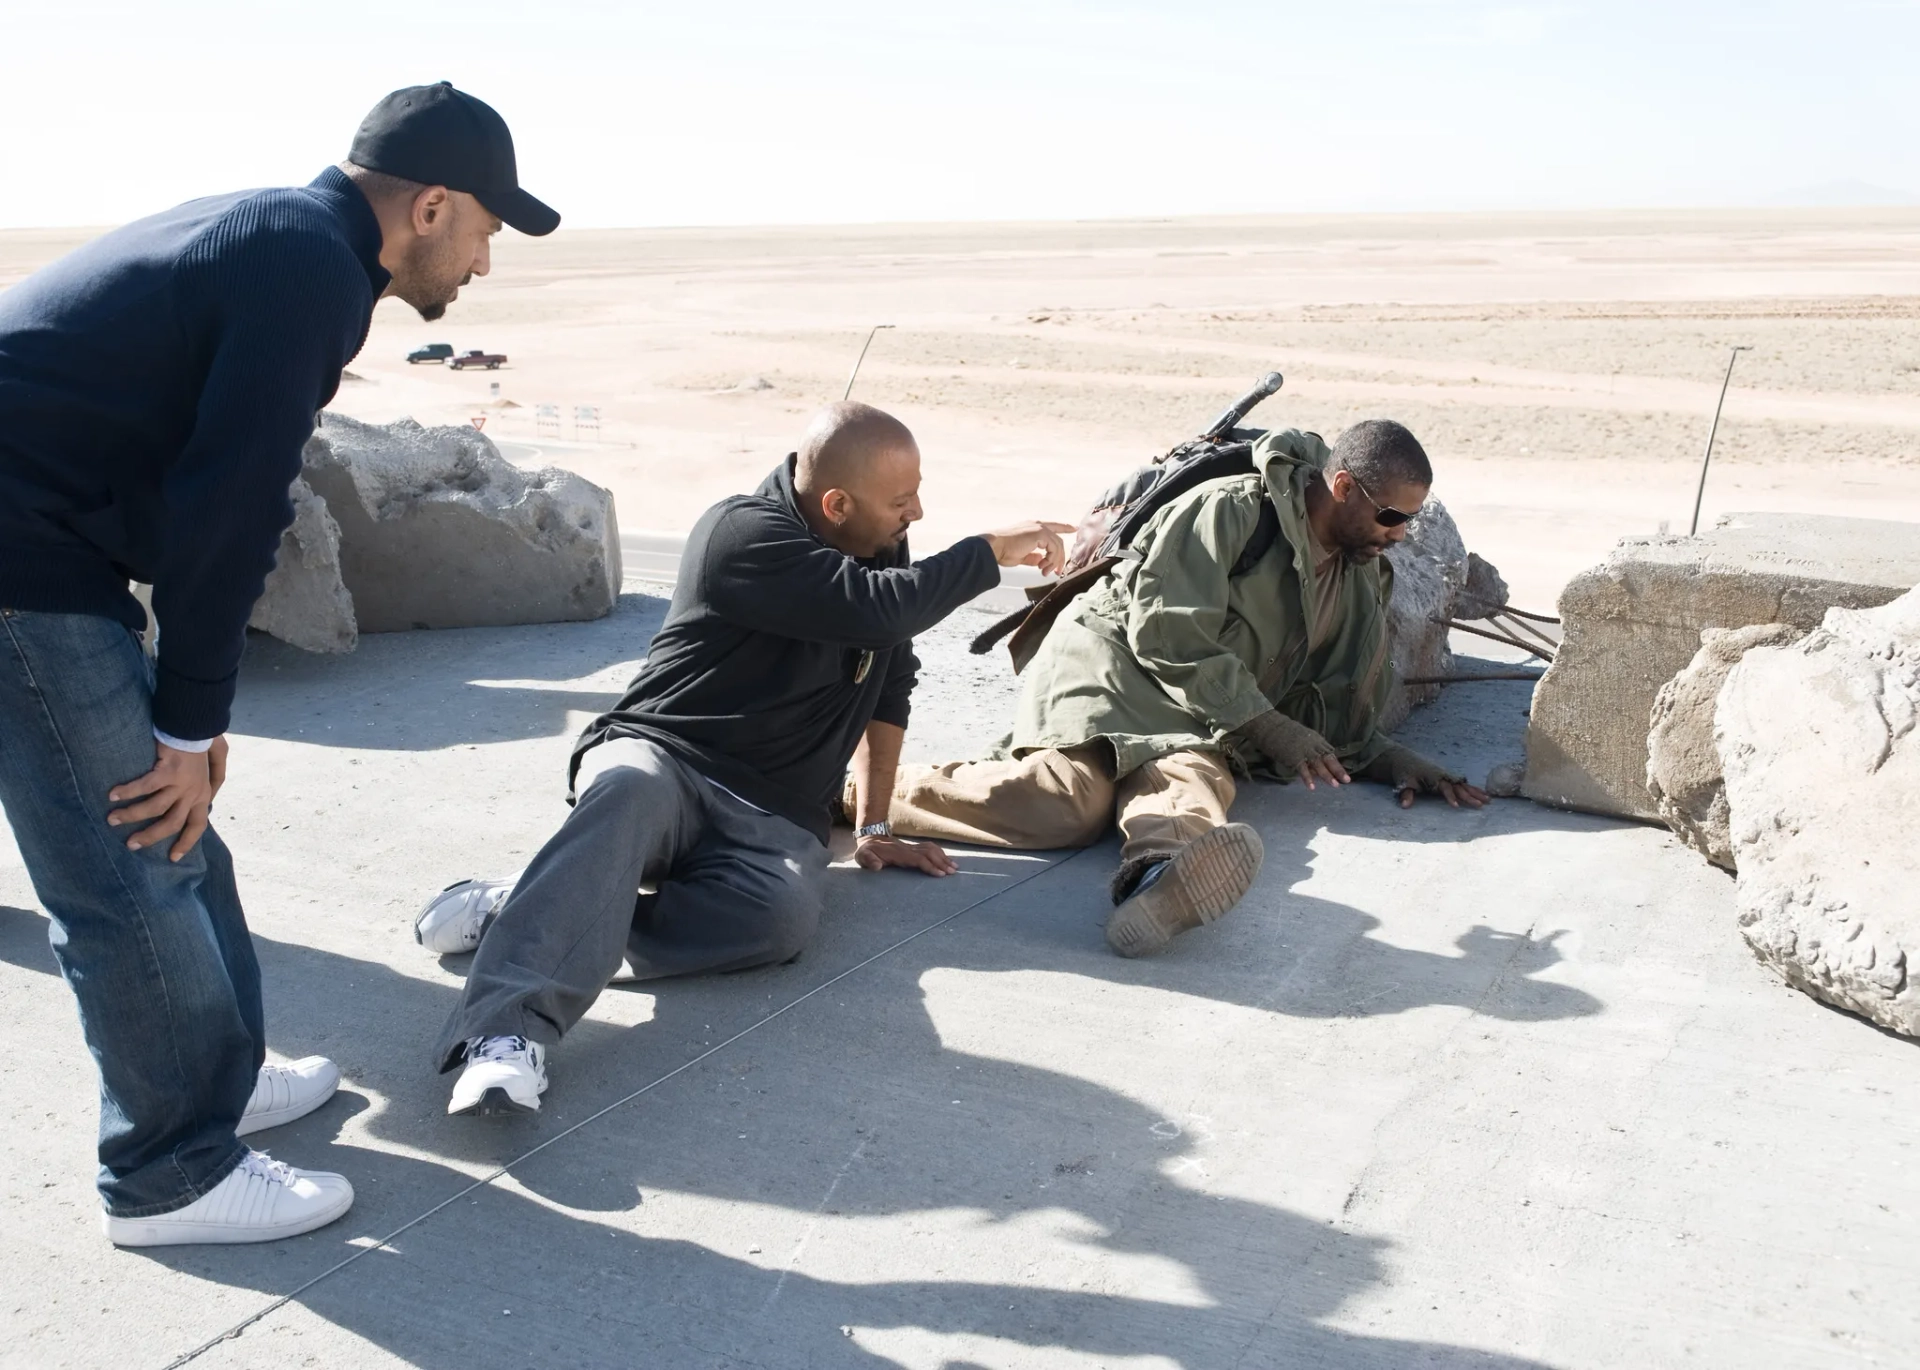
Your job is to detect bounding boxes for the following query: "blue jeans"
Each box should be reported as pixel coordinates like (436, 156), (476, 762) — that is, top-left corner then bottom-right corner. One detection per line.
(0, 609), (257, 1216)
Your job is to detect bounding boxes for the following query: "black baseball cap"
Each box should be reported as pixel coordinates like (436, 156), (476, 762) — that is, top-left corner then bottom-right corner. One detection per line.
(349, 82), (560, 236)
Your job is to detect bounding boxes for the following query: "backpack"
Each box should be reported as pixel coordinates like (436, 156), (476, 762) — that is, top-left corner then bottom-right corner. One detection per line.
(969, 371), (1293, 672)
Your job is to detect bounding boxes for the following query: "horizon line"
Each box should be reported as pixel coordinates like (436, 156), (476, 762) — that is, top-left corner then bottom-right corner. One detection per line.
(5, 200), (1920, 239)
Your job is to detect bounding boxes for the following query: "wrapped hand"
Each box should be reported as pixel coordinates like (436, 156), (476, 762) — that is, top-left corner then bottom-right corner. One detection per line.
(1364, 745), (1489, 810)
(1228, 711), (1349, 790)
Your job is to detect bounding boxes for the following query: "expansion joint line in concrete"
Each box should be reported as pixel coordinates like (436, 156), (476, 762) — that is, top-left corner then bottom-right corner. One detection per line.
(155, 851), (1079, 1370)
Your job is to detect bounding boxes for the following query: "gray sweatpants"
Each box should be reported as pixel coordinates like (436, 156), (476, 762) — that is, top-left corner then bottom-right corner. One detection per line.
(433, 738), (828, 1071)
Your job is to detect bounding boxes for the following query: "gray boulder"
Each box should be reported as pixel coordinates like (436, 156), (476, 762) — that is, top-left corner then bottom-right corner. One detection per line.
(1717, 586), (1920, 1035)
(248, 475), (357, 653)
(299, 413), (621, 636)
(1645, 622), (1803, 870)
(1455, 552), (1510, 622)
(1382, 497), (1475, 731)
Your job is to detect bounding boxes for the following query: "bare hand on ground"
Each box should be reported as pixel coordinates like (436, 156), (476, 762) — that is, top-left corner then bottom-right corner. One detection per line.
(854, 834), (958, 877)
(1399, 779), (1490, 810)
(108, 738), (229, 861)
(980, 521), (1075, 577)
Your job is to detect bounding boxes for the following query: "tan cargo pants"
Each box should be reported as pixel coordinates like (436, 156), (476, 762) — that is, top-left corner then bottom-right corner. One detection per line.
(854, 743), (1236, 865)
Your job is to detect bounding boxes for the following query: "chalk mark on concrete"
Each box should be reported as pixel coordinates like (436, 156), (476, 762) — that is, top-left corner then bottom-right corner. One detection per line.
(761, 1135), (870, 1314)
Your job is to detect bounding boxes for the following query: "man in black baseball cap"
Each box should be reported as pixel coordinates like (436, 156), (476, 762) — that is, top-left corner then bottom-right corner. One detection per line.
(351, 81), (560, 237)
(0, 82), (554, 1248)
(342, 81), (560, 322)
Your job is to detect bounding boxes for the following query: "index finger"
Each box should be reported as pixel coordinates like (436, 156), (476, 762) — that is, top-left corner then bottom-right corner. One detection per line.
(1040, 522), (1075, 533)
(107, 766), (167, 804)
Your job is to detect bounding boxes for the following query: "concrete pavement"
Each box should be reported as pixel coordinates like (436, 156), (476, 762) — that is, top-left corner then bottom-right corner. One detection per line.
(1, 580), (1914, 1369)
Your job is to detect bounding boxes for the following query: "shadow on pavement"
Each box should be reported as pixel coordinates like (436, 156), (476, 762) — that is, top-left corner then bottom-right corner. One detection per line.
(0, 607), (1601, 1366)
(228, 590), (669, 751)
(123, 921), (1564, 1370)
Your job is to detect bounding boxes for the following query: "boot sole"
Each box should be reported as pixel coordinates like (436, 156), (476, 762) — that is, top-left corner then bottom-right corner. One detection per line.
(1105, 823), (1264, 959)
(103, 1189), (354, 1247)
(449, 1085), (541, 1118)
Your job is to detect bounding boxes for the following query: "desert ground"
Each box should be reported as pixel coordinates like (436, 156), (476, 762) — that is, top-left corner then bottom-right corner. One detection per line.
(14, 206), (1917, 609)
(4, 211), (1920, 1369)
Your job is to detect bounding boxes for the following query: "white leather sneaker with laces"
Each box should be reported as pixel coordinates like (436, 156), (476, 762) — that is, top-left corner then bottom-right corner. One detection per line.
(448, 1035), (548, 1116)
(236, 1055), (341, 1136)
(414, 876), (516, 955)
(102, 1149), (354, 1247)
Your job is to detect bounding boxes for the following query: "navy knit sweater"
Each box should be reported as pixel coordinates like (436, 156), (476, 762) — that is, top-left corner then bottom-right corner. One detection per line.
(0, 167), (389, 740)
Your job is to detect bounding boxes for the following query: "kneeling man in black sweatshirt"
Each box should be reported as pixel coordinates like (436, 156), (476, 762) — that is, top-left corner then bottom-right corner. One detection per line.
(421, 402), (1069, 1116)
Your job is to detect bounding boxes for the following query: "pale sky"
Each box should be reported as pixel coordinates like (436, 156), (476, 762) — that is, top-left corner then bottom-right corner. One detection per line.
(3, 0), (1914, 229)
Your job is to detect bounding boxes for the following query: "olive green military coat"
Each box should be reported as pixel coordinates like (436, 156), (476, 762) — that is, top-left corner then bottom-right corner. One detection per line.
(1010, 429), (1399, 778)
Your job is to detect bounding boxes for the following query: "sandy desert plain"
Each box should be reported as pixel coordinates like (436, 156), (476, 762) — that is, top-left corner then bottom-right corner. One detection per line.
(12, 205), (1920, 608)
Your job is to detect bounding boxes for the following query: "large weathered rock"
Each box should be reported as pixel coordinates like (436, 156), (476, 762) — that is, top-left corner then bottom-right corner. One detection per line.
(1717, 586), (1920, 1035)
(1455, 552), (1510, 622)
(1382, 497), (1477, 732)
(1645, 622), (1803, 869)
(1523, 513), (1920, 820)
(301, 413), (621, 634)
(248, 475), (357, 653)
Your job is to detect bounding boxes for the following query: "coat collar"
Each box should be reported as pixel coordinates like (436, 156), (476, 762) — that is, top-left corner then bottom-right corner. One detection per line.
(304, 166), (392, 298)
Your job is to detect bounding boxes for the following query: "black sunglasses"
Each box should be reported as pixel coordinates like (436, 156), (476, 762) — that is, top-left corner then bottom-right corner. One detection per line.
(1348, 471), (1419, 527)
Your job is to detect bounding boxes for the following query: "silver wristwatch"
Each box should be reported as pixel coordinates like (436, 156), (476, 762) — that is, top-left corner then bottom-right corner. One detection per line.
(854, 821), (892, 840)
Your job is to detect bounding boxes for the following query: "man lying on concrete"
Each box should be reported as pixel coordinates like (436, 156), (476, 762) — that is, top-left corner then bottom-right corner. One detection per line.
(0, 83), (556, 1246)
(860, 420), (1489, 958)
(416, 402), (1072, 1116)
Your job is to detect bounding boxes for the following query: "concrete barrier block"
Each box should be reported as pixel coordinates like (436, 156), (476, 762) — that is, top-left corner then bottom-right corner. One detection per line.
(1523, 513), (1920, 820)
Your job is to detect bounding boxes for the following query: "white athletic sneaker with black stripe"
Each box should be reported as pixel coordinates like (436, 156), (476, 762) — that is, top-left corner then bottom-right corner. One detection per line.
(414, 876), (516, 955)
(448, 1035), (548, 1117)
(102, 1150), (354, 1247)
(236, 1055), (341, 1136)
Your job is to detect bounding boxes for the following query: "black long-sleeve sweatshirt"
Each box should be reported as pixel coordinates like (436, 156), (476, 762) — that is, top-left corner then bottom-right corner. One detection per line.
(0, 167), (387, 740)
(575, 457), (1000, 842)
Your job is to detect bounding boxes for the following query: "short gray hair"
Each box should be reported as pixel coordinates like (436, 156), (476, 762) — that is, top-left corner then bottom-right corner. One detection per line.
(339, 161), (432, 204)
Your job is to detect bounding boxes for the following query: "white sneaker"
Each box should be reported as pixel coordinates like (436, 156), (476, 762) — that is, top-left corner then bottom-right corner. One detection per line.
(236, 1055), (341, 1137)
(414, 876), (516, 955)
(102, 1150), (353, 1247)
(448, 1035), (548, 1117)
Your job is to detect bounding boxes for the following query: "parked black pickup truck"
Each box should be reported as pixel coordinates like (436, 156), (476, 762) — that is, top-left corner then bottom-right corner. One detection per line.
(406, 343), (454, 364)
(449, 349), (508, 371)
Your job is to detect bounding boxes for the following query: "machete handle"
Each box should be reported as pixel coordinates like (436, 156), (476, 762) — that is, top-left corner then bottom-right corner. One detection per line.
(1199, 371), (1284, 442)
